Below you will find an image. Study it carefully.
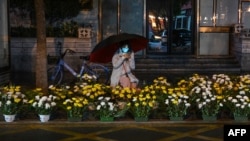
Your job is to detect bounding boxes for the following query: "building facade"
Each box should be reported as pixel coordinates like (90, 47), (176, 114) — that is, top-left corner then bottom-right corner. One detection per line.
(1, 0), (250, 84)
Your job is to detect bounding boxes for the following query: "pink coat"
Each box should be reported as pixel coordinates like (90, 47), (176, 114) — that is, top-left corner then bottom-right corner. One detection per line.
(110, 51), (139, 88)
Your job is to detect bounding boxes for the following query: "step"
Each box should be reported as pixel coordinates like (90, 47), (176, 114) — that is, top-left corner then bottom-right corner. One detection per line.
(104, 56), (241, 76)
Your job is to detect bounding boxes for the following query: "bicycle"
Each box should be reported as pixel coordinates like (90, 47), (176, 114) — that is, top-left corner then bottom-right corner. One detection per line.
(47, 49), (110, 85)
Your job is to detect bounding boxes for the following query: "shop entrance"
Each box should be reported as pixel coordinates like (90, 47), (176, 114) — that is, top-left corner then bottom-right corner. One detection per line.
(147, 0), (194, 55)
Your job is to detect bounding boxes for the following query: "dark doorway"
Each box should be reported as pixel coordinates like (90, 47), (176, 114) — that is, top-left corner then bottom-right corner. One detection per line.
(147, 0), (193, 55)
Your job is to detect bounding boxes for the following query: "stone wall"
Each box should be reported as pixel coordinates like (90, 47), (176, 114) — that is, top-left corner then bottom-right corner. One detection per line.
(10, 37), (96, 73)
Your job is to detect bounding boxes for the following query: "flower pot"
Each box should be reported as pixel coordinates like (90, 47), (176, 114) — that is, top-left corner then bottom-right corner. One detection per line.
(39, 115), (50, 122)
(169, 117), (183, 121)
(202, 115), (217, 121)
(234, 116), (248, 121)
(134, 117), (148, 122)
(100, 117), (114, 122)
(3, 114), (16, 122)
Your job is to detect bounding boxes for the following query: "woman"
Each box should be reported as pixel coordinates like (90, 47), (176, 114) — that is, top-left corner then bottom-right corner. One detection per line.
(110, 41), (139, 88)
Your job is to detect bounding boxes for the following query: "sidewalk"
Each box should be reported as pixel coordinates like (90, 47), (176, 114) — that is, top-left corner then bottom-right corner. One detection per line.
(1, 115), (250, 141)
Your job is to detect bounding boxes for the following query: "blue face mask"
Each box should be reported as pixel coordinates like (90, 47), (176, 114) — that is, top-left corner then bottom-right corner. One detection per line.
(121, 47), (129, 53)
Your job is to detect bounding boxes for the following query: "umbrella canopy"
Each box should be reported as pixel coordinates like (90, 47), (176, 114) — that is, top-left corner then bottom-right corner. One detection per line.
(89, 33), (148, 63)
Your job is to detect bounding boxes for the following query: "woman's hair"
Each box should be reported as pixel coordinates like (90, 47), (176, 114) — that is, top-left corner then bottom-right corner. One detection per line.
(119, 40), (131, 53)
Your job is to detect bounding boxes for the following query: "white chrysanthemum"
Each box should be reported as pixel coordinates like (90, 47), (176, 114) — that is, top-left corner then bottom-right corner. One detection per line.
(243, 96), (249, 100)
(98, 96), (104, 100)
(23, 99), (28, 103)
(240, 98), (245, 102)
(228, 97), (232, 100)
(219, 103), (223, 107)
(241, 105), (245, 109)
(86, 92), (90, 96)
(211, 97), (216, 101)
(51, 102), (56, 107)
(165, 99), (169, 105)
(205, 99), (211, 103)
(65, 99), (71, 103)
(15, 91), (21, 95)
(236, 95), (242, 99)
(96, 105), (101, 110)
(219, 79), (225, 84)
(185, 103), (191, 107)
(38, 101), (43, 107)
(232, 99), (237, 103)
(206, 90), (212, 95)
(100, 101), (106, 106)
(132, 97), (137, 102)
(108, 102), (113, 106)
(47, 97), (52, 102)
(6, 100), (12, 105)
(198, 103), (203, 109)
(105, 97), (111, 101)
(35, 95), (40, 100)
(109, 104), (114, 111)
(45, 103), (50, 109)
(202, 92), (206, 96)
(32, 102), (38, 107)
(93, 75), (97, 79)
(41, 96), (47, 101)
(203, 95), (207, 100)
(239, 90), (245, 95)
(178, 99), (182, 103)
(7, 91), (13, 95)
(48, 85), (54, 89)
(235, 103), (241, 107)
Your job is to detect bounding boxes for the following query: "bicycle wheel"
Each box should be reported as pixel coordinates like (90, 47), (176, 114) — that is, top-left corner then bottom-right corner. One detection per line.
(47, 66), (63, 85)
(87, 64), (110, 84)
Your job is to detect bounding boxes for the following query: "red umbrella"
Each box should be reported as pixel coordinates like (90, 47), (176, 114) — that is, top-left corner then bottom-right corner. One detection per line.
(89, 33), (148, 63)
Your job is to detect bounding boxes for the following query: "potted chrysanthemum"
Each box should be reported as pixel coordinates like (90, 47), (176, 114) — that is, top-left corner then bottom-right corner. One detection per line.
(111, 86), (136, 117)
(128, 87), (157, 122)
(0, 85), (28, 122)
(95, 96), (118, 122)
(63, 96), (89, 122)
(29, 90), (57, 122)
(225, 94), (250, 121)
(190, 75), (224, 121)
(165, 87), (191, 121)
(223, 74), (250, 121)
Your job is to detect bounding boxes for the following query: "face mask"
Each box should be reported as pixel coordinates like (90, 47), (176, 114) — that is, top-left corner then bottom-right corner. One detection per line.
(121, 47), (129, 53)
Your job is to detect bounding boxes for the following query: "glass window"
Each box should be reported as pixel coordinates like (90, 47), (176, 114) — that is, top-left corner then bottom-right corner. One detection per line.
(242, 2), (250, 28)
(102, 0), (118, 39)
(216, 0), (238, 26)
(200, 0), (213, 26)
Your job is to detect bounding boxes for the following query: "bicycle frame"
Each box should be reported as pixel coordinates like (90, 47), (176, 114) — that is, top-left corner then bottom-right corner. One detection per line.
(58, 59), (87, 77)
(48, 49), (110, 85)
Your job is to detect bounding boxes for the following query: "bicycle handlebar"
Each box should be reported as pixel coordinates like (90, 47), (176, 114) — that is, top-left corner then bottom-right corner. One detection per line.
(61, 49), (76, 58)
